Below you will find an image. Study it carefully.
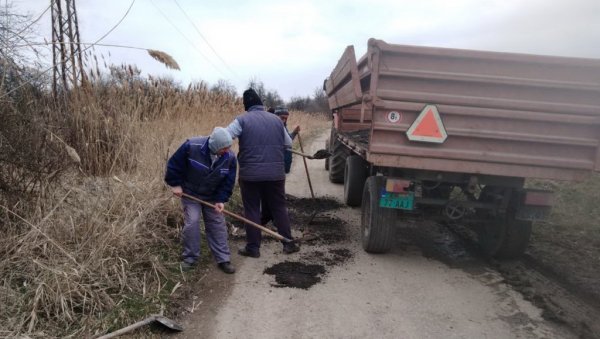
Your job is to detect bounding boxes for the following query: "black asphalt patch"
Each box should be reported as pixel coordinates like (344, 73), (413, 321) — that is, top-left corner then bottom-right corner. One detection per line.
(264, 261), (326, 289)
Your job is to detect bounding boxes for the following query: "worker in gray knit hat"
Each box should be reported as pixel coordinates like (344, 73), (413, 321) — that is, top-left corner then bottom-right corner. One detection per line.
(165, 127), (237, 274)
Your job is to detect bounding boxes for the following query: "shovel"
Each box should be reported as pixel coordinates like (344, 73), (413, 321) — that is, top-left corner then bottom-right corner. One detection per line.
(289, 148), (331, 160)
(292, 134), (329, 225)
(296, 133), (315, 199)
(180, 192), (296, 243)
(96, 314), (183, 339)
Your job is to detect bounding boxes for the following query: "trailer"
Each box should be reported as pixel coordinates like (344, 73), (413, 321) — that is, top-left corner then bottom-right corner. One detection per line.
(324, 38), (600, 258)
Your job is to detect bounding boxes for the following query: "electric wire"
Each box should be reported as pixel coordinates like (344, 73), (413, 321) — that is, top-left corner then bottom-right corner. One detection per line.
(90, 0), (135, 45)
(149, 0), (228, 78)
(171, 0), (239, 80)
(16, 41), (152, 51)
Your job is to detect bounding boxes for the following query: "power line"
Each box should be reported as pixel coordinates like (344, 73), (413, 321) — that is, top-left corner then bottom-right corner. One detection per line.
(171, 0), (239, 80)
(91, 0), (135, 45)
(149, 0), (228, 78)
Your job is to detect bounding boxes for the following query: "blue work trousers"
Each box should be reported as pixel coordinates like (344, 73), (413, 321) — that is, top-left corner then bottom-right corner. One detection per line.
(181, 197), (231, 264)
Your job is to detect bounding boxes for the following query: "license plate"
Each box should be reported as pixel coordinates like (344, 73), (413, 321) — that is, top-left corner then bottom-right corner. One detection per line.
(380, 192), (414, 210)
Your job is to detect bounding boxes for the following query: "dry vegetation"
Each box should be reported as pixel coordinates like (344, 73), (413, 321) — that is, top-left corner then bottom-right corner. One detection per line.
(0, 64), (330, 337)
(527, 176), (600, 290)
(2, 56), (598, 338)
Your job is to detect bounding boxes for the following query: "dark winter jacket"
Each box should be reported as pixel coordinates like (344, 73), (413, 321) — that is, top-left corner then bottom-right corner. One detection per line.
(283, 127), (297, 174)
(235, 106), (287, 181)
(164, 136), (237, 202)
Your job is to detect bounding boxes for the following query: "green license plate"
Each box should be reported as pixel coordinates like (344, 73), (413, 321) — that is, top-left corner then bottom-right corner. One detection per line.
(380, 192), (414, 210)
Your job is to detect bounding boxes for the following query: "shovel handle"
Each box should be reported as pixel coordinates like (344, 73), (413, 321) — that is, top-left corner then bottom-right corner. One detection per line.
(297, 133), (315, 199)
(179, 193), (292, 243)
(96, 316), (156, 339)
(289, 149), (314, 159)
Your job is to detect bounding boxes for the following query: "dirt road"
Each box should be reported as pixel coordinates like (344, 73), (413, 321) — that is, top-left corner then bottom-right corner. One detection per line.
(173, 129), (575, 338)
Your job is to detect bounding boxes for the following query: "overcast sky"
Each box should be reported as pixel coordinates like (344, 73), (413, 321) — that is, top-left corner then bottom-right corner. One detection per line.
(14, 0), (600, 100)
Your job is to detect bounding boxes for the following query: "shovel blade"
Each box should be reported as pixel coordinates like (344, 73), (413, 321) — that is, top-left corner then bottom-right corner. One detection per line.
(155, 316), (184, 331)
(311, 149), (332, 159)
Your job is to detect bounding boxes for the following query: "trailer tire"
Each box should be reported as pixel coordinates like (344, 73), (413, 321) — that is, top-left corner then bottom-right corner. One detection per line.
(324, 138), (330, 171)
(344, 155), (368, 206)
(361, 176), (394, 253)
(495, 219), (532, 259)
(477, 187), (532, 259)
(329, 139), (349, 183)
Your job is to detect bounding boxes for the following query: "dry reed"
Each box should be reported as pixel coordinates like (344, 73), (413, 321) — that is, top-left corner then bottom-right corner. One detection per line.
(0, 65), (330, 337)
(147, 49), (180, 70)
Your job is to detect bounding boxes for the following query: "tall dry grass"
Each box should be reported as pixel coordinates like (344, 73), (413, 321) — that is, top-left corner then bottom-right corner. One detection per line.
(0, 66), (331, 337)
(286, 109), (331, 142)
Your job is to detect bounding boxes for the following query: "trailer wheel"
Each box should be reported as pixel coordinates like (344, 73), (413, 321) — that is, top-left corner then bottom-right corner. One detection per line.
(361, 176), (394, 253)
(328, 139), (349, 183)
(477, 219), (506, 257)
(478, 217), (532, 259)
(324, 138), (330, 171)
(477, 187), (532, 259)
(495, 219), (532, 259)
(344, 155), (368, 206)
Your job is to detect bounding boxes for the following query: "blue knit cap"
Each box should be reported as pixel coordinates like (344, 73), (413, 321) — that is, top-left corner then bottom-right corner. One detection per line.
(208, 127), (232, 153)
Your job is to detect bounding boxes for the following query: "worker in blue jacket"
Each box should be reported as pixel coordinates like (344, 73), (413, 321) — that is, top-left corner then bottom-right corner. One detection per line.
(165, 127), (237, 274)
(273, 106), (300, 174)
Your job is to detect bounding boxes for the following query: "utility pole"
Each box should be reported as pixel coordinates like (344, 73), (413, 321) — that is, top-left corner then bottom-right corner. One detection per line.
(51, 0), (85, 98)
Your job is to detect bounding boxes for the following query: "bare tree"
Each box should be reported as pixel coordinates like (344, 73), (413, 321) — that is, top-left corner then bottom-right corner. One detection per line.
(1, 2), (46, 64)
(0, 2), (48, 94)
(246, 77), (283, 109)
(211, 79), (237, 98)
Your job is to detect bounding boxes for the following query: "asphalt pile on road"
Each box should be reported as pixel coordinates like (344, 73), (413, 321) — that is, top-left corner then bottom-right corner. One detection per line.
(262, 196), (354, 289)
(264, 261), (326, 289)
(286, 195), (348, 244)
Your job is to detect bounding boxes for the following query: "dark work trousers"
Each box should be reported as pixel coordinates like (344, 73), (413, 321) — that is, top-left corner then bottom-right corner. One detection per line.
(260, 202), (273, 226)
(239, 179), (292, 253)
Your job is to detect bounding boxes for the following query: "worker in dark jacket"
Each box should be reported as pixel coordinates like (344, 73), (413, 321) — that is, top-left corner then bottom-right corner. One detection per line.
(273, 106), (300, 174)
(165, 127), (237, 274)
(227, 89), (300, 258)
(260, 106), (301, 226)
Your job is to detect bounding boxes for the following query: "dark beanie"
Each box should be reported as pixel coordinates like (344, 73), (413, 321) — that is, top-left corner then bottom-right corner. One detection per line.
(243, 88), (263, 111)
(274, 107), (289, 116)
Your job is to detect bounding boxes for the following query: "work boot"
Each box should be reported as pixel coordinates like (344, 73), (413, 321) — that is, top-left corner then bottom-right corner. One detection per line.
(180, 261), (196, 272)
(238, 247), (260, 258)
(283, 243), (300, 254)
(218, 262), (236, 274)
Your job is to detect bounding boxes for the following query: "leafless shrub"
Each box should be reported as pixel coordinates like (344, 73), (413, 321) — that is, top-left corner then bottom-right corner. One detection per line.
(0, 78), (72, 214)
